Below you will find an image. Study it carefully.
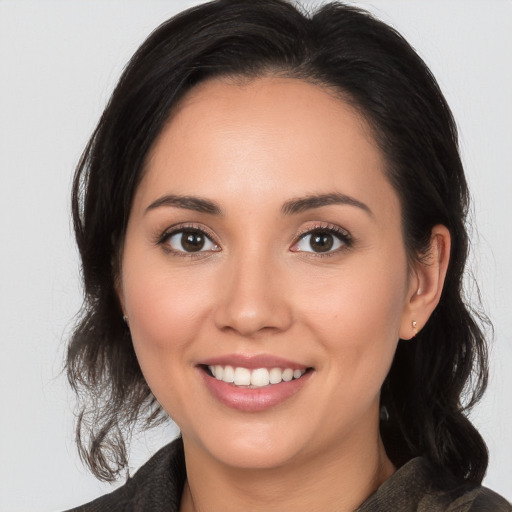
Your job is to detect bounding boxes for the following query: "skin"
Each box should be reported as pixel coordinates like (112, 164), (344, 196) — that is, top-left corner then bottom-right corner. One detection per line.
(118, 76), (450, 512)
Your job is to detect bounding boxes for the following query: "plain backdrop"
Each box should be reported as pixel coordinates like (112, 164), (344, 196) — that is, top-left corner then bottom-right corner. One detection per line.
(0, 1), (510, 510)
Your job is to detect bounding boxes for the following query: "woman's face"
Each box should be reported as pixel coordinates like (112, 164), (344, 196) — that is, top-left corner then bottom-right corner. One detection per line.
(119, 77), (418, 469)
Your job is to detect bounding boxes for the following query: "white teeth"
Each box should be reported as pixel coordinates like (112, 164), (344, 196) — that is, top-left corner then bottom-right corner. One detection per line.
(208, 365), (306, 387)
(222, 365), (235, 383)
(269, 367), (283, 384)
(234, 367), (251, 386)
(251, 368), (270, 387)
(282, 368), (293, 382)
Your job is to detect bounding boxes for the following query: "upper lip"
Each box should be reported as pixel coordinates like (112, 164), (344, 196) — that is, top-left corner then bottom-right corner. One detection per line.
(199, 353), (310, 370)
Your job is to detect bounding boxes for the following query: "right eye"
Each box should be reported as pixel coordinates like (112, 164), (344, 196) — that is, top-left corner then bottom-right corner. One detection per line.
(164, 229), (219, 254)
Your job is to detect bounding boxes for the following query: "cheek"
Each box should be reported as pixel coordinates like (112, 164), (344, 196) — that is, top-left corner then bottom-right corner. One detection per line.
(302, 265), (406, 339)
(298, 256), (408, 383)
(131, 282), (194, 344)
(121, 253), (214, 365)
(120, 262), (215, 421)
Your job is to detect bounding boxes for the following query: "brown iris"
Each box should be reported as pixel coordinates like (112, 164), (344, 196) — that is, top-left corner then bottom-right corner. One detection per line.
(310, 232), (334, 252)
(181, 231), (205, 252)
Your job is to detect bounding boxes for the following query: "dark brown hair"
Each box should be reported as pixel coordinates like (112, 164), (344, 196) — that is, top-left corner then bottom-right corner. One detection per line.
(68, 0), (489, 483)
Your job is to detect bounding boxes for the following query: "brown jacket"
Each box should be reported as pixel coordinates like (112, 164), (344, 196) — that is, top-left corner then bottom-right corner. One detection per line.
(65, 438), (510, 511)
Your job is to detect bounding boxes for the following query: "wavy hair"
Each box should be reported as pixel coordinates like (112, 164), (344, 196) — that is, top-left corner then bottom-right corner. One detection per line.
(68, 0), (489, 482)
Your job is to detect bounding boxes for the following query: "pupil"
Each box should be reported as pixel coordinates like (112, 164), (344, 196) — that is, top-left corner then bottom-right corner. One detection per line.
(182, 231), (204, 252)
(311, 233), (333, 252)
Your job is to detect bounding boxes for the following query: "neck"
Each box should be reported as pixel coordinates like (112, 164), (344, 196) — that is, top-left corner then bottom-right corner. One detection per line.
(179, 429), (394, 512)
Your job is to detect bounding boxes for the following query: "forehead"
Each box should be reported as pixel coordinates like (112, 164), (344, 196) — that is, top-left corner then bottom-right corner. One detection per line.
(137, 76), (397, 219)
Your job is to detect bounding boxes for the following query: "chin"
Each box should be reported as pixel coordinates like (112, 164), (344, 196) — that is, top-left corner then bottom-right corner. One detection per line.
(183, 421), (312, 470)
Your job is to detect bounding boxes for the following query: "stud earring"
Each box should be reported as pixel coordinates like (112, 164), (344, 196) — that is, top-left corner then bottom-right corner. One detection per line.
(412, 320), (418, 336)
(122, 315), (129, 325)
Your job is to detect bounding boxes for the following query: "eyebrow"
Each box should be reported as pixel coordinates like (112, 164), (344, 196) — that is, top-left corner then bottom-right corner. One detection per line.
(145, 194), (222, 215)
(145, 192), (372, 218)
(281, 193), (373, 217)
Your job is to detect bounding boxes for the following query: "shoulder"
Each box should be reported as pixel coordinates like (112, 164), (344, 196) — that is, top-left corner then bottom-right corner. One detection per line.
(61, 437), (186, 512)
(358, 457), (510, 512)
(446, 486), (511, 512)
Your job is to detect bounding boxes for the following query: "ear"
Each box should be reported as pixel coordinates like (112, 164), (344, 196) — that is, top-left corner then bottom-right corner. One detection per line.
(114, 276), (130, 327)
(399, 225), (451, 340)
(114, 271), (126, 317)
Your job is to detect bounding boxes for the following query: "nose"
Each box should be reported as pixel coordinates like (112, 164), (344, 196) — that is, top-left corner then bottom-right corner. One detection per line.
(213, 253), (293, 337)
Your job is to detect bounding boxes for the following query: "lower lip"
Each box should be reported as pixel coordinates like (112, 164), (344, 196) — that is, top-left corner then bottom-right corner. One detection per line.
(199, 368), (313, 412)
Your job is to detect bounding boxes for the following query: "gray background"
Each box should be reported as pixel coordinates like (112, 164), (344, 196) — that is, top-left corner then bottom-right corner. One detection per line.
(0, 1), (510, 510)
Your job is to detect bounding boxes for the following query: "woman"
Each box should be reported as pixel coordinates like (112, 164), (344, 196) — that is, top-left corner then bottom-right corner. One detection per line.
(65, 0), (510, 510)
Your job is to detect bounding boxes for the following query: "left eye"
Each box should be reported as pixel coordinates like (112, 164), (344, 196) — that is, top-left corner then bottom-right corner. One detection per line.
(166, 230), (218, 253)
(292, 230), (347, 253)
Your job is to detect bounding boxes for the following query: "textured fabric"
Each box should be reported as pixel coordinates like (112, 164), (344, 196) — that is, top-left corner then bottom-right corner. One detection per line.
(356, 456), (511, 512)
(64, 439), (186, 512)
(64, 438), (511, 511)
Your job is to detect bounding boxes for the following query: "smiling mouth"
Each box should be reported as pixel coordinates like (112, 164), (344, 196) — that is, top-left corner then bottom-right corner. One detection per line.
(202, 365), (313, 388)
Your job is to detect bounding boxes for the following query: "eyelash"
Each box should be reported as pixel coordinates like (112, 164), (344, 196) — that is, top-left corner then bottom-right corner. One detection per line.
(292, 223), (353, 257)
(156, 222), (353, 257)
(156, 223), (220, 257)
